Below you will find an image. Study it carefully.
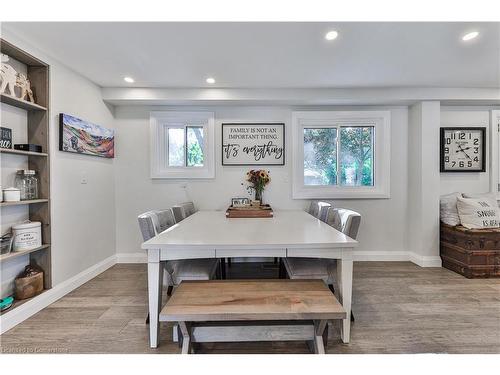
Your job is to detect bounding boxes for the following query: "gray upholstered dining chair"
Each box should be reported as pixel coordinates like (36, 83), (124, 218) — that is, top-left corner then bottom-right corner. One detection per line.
(171, 201), (196, 223)
(283, 207), (361, 322)
(308, 201), (332, 222)
(137, 208), (218, 297)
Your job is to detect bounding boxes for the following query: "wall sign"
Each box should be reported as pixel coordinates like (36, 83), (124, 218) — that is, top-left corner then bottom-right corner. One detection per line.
(0, 126), (12, 149)
(222, 123), (285, 165)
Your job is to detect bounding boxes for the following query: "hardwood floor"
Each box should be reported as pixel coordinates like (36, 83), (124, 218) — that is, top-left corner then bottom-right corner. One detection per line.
(1, 261), (499, 354)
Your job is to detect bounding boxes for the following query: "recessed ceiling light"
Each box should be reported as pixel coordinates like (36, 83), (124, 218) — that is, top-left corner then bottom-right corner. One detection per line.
(206, 77), (216, 84)
(124, 76), (135, 83)
(325, 30), (338, 41)
(462, 31), (479, 41)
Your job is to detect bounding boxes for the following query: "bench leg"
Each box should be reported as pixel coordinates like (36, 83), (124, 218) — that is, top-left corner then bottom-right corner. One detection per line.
(178, 322), (192, 354)
(312, 320), (327, 354)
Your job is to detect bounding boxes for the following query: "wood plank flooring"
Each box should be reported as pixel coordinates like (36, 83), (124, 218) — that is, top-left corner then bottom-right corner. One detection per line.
(1, 261), (499, 354)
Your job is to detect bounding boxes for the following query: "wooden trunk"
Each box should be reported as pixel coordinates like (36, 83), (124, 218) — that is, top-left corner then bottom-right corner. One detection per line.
(440, 223), (500, 278)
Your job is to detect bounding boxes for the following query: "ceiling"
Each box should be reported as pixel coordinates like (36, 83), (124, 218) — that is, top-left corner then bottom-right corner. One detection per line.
(3, 22), (500, 89)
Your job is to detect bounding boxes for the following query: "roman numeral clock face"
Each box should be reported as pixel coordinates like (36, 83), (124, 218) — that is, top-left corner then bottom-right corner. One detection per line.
(441, 128), (485, 172)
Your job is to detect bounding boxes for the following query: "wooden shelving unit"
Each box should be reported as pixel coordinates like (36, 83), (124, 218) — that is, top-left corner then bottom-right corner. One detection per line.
(0, 93), (47, 111)
(0, 244), (50, 263)
(0, 199), (49, 207)
(0, 290), (48, 316)
(1, 38), (52, 308)
(0, 148), (48, 157)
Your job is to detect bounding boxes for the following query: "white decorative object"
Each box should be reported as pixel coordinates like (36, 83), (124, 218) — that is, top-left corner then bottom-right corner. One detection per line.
(16, 73), (35, 103)
(222, 123), (285, 166)
(440, 192), (461, 226)
(456, 196), (500, 229)
(0, 54), (18, 96)
(12, 221), (42, 251)
(3, 187), (21, 202)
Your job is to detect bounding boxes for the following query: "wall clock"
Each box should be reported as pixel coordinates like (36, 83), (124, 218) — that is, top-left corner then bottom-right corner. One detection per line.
(440, 127), (486, 172)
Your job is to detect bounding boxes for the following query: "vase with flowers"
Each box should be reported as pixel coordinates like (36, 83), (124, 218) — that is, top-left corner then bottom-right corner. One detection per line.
(245, 169), (270, 204)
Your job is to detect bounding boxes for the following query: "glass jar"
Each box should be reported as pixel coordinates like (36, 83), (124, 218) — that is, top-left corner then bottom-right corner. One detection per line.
(15, 170), (39, 200)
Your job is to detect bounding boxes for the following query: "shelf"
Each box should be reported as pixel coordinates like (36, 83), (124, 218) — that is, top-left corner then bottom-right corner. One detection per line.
(1, 38), (52, 290)
(0, 244), (50, 263)
(0, 93), (47, 111)
(0, 289), (48, 316)
(0, 199), (49, 207)
(0, 148), (48, 157)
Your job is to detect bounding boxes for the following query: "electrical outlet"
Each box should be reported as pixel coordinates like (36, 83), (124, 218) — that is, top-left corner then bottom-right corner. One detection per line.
(81, 172), (88, 184)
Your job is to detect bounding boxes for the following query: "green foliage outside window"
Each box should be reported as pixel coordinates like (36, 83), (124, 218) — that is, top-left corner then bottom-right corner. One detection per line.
(304, 126), (374, 187)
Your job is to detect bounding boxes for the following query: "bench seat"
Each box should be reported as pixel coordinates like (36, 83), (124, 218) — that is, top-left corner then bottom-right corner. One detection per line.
(160, 279), (346, 354)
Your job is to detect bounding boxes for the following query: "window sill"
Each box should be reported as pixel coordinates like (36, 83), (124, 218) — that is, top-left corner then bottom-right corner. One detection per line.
(292, 185), (390, 199)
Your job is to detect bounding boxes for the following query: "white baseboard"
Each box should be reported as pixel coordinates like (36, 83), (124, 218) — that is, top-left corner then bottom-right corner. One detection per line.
(352, 250), (410, 262)
(409, 252), (443, 267)
(116, 252), (147, 263)
(0, 254), (116, 334)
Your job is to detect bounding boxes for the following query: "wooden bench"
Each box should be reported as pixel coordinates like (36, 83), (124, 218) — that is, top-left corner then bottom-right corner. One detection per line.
(160, 279), (346, 354)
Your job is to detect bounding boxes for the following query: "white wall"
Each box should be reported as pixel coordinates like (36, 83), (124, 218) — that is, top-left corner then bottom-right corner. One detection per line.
(114, 105), (409, 260)
(1, 31), (116, 287)
(406, 102), (441, 265)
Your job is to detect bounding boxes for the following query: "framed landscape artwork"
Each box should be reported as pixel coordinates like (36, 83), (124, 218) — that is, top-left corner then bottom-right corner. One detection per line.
(59, 113), (115, 158)
(222, 123), (285, 165)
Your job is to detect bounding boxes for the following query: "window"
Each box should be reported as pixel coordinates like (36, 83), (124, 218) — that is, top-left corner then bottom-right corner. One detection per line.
(293, 111), (390, 199)
(150, 112), (215, 179)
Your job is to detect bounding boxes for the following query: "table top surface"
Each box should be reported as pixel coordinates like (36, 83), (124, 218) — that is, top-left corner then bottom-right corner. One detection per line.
(142, 210), (358, 250)
(160, 279), (347, 321)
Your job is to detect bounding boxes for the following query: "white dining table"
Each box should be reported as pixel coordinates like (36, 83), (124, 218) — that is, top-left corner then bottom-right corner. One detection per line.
(141, 209), (358, 348)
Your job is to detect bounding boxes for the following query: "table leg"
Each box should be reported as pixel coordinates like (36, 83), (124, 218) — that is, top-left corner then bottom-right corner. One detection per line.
(148, 251), (163, 348)
(337, 256), (353, 344)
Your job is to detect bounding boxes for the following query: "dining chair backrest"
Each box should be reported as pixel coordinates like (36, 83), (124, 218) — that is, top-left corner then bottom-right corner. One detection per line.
(325, 207), (361, 240)
(138, 209), (176, 241)
(171, 206), (186, 224)
(308, 201), (318, 215)
(317, 201), (332, 222)
(308, 201), (331, 222)
(172, 201), (196, 223)
(180, 201), (196, 217)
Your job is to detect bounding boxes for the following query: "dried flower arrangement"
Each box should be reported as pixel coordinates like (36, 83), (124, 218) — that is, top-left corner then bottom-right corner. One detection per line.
(244, 169), (271, 203)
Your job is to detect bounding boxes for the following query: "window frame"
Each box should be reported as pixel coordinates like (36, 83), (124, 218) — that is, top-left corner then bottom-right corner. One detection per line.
(292, 111), (391, 199)
(150, 111), (215, 179)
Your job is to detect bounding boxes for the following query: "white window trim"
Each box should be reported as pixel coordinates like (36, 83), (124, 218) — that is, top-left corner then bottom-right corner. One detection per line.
(292, 110), (391, 199)
(150, 111), (215, 179)
(491, 110), (500, 199)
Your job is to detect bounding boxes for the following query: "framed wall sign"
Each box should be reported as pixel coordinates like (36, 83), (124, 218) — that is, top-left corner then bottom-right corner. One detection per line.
(0, 126), (12, 149)
(222, 123), (285, 165)
(440, 127), (486, 172)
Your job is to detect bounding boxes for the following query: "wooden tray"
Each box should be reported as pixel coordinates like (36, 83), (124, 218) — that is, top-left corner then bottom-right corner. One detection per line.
(226, 204), (273, 218)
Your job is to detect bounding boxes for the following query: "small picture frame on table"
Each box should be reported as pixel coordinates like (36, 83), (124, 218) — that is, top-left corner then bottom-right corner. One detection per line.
(231, 198), (250, 207)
